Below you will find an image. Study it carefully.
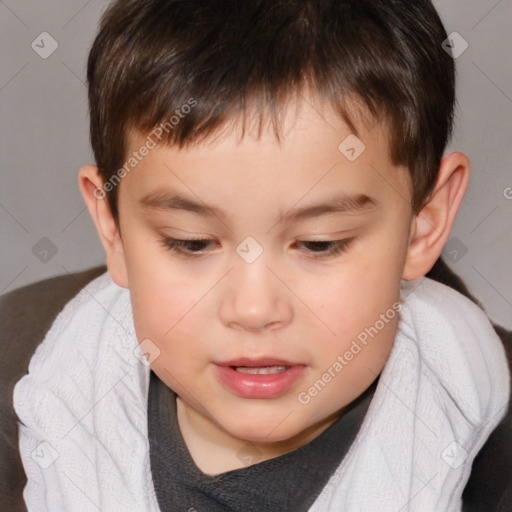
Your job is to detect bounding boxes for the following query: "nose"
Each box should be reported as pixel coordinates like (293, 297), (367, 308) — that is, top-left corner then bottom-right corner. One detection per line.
(219, 255), (294, 333)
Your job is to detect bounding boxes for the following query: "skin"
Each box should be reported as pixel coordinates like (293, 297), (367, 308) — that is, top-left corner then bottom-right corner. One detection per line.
(79, 94), (470, 475)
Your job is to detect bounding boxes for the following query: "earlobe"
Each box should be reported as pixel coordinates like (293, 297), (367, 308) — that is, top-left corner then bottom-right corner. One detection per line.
(402, 152), (470, 280)
(78, 164), (129, 288)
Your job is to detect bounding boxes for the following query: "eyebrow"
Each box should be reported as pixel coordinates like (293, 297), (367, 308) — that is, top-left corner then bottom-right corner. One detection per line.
(139, 189), (378, 223)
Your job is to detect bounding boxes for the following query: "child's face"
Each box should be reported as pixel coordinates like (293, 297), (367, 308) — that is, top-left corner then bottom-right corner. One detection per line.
(116, 99), (414, 445)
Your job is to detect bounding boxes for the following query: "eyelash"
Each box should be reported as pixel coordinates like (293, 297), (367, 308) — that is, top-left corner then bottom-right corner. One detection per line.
(159, 237), (353, 259)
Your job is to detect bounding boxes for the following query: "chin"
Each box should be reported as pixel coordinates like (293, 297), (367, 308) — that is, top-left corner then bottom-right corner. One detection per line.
(215, 411), (312, 446)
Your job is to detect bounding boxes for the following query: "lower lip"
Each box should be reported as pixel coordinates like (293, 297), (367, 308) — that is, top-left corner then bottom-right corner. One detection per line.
(215, 365), (306, 399)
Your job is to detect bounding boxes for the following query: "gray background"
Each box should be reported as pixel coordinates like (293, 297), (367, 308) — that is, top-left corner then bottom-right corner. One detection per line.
(1, 0), (511, 329)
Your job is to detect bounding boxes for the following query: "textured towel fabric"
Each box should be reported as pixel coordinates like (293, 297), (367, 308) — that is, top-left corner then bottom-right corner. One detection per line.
(13, 272), (510, 512)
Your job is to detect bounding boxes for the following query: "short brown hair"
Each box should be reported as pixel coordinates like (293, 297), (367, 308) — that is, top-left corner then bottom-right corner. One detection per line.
(87, 0), (456, 221)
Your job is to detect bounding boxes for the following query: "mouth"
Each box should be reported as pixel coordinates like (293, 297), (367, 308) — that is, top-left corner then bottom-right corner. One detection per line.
(220, 357), (296, 374)
(233, 366), (289, 375)
(214, 358), (306, 398)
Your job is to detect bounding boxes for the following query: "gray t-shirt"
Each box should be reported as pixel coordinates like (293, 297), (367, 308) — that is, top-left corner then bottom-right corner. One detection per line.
(147, 370), (377, 512)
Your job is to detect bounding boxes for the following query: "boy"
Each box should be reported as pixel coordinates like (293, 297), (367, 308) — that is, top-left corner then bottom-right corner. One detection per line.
(13, 0), (510, 510)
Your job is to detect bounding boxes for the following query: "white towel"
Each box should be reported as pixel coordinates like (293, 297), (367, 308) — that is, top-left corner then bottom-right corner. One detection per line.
(13, 272), (510, 512)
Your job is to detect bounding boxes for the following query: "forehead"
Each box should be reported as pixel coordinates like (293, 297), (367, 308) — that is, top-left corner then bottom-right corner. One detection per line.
(122, 96), (411, 218)
(128, 91), (384, 154)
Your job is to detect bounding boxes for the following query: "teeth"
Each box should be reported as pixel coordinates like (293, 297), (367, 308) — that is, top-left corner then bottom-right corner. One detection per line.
(235, 366), (288, 375)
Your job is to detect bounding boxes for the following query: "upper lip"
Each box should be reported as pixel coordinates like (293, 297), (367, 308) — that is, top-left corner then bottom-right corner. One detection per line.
(216, 357), (301, 368)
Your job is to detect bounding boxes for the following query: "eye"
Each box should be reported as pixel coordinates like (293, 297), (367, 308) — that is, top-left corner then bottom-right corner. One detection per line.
(295, 239), (352, 258)
(160, 237), (215, 256)
(159, 237), (353, 259)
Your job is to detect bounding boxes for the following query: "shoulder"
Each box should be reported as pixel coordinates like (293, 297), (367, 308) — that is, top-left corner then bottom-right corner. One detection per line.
(0, 265), (107, 512)
(1, 266), (108, 355)
(427, 259), (512, 512)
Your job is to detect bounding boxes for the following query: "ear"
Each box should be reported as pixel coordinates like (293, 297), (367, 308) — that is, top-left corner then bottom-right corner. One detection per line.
(78, 164), (129, 288)
(402, 152), (470, 280)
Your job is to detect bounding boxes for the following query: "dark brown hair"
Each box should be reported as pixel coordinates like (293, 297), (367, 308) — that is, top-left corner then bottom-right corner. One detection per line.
(87, 0), (456, 221)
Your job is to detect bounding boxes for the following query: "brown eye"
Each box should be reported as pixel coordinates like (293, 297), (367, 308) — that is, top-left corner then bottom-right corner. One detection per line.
(296, 239), (353, 258)
(160, 237), (215, 256)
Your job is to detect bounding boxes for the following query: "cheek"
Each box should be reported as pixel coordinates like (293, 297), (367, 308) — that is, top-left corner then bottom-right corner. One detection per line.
(120, 227), (193, 331)
(126, 265), (200, 348)
(318, 267), (400, 337)
(130, 279), (201, 344)
(309, 240), (404, 367)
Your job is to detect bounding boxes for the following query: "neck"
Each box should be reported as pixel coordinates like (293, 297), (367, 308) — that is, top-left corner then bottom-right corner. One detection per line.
(175, 396), (342, 475)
